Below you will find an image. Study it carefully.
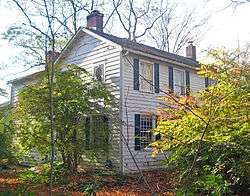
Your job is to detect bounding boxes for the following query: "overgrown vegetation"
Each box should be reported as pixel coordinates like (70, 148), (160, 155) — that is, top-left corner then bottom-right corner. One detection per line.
(14, 65), (114, 173)
(152, 49), (250, 195)
(0, 106), (16, 165)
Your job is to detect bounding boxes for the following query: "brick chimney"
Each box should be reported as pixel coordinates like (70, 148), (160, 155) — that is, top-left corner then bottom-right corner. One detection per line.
(46, 51), (60, 64)
(186, 41), (196, 60)
(87, 10), (104, 31)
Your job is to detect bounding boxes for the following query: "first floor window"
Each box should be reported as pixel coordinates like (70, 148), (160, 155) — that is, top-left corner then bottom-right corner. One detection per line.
(140, 61), (153, 92)
(140, 115), (153, 148)
(135, 114), (156, 150)
(85, 115), (109, 149)
(205, 77), (216, 88)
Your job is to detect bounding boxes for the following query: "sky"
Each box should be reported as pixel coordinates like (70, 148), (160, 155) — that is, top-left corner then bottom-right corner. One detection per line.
(0, 0), (250, 103)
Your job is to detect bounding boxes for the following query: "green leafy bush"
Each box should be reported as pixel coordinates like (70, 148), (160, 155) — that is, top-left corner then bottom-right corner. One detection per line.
(152, 50), (250, 194)
(80, 180), (105, 196)
(0, 107), (16, 164)
(19, 170), (48, 184)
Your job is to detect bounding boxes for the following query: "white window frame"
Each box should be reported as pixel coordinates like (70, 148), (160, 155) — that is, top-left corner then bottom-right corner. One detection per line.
(139, 60), (154, 93)
(173, 68), (186, 95)
(139, 115), (157, 150)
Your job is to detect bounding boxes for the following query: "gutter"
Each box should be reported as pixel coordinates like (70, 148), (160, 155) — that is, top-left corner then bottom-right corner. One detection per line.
(123, 48), (200, 71)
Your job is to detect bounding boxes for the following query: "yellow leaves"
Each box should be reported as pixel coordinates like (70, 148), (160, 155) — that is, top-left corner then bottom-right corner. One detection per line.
(179, 95), (197, 106)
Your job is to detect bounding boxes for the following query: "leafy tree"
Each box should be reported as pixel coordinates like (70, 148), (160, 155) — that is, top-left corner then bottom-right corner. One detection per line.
(14, 65), (114, 173)
(0, 105), (16, 164)
(152, 49), (250, 194)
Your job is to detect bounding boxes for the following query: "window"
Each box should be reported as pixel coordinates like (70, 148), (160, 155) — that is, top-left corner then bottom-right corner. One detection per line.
(205, 77), (216, 88)
(140, 61), (153, 92)
(85, 115), (109, 149)
(174, 69), (185, 95)
(135, 114), (160, 150)
(140, 115), (153, 148)
(94, 64), (105, 82)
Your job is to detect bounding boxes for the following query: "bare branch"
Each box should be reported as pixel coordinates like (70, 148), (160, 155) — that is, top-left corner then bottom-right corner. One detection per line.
(135, 9), (168, 40)
(112, 0), (130, 36)
(12, 0), (50, 39)
(104, 0), (122, 28)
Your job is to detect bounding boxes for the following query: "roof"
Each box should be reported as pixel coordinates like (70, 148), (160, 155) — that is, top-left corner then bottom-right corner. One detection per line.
(87, 28), (200, 68)
(8, 70), (43, 84)
(9, 27), (200, 84)
(0, 101), (10, 108)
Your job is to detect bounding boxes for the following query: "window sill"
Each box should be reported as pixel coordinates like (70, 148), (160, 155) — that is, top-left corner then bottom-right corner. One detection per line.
(137, 147), (153, 152)
(138, 90), (154, 94)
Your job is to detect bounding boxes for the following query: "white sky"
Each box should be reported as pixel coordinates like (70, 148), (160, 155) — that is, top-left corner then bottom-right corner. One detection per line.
(0, 0), (250, 103)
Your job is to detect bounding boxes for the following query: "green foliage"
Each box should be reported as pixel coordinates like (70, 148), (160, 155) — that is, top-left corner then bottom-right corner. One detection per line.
(14, 65), (114, 172)
(16, 185), (35, 196)
(80, 178), (106, 196)
(19, 170), (48, 184)
(0, 106), (16, 163)
(52, 162), (70, 184)
(81, 182), (95, 196)
(152, 49), (250, 194)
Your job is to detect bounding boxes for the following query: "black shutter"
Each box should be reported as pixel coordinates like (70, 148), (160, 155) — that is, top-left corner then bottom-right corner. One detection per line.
(205, 77), (209, 88)
(169, 66), (174, 92)
(155, 116), (161, 140)
(133, 58), (139, 90)
(134, 114), (141, 151)
(154, 63), (160, 93)
(85, 117), (90, 149)
(185, 70), (190, 95)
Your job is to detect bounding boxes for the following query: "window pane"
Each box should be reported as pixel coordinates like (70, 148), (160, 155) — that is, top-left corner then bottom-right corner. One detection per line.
(140, 115), (153, 149)
(140, 62), (153, 92)
(174, 69), (185, 95)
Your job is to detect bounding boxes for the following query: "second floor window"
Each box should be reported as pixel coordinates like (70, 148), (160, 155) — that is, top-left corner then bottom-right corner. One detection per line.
(174, 69), (185, 95)
(140, 61), (153, 92)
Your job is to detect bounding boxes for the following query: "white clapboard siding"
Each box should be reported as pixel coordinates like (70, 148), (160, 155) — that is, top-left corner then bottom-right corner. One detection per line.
(11, 83), (23, 105)
(61, 33), (122, 169)
(190, 72), (205, 93)
(11, 78), (39, 105)
(121, 53), (205, 173)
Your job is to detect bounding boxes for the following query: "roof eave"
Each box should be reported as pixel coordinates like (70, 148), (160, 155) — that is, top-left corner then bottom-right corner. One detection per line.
(82, 28), (123, 50)
(55, 27), (123, 65)
(7, 71), (43, 85)
(55, 27), (85, 64)
(123, 47), (200, 70)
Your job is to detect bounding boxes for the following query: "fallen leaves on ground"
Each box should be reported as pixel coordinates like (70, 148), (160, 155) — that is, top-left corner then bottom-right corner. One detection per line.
(0, 166), (177, 196)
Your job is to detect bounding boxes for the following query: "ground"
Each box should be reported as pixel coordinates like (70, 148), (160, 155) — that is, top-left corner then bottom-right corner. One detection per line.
(0, 166), (177, 196)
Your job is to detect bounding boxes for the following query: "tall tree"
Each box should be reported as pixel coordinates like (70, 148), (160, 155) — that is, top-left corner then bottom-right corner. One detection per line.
(0, 105), (15, 164)
(111, 0), (168, 41)
(4, 0), (119, 69)
(231, 0), (250, 5)
(147, 1), (209, 53)
(14, 65), (113, 173)
(9, 0), (65, 193)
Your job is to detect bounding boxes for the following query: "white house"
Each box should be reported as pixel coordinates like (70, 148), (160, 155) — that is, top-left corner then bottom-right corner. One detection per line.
(9, 10), (207, 173)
